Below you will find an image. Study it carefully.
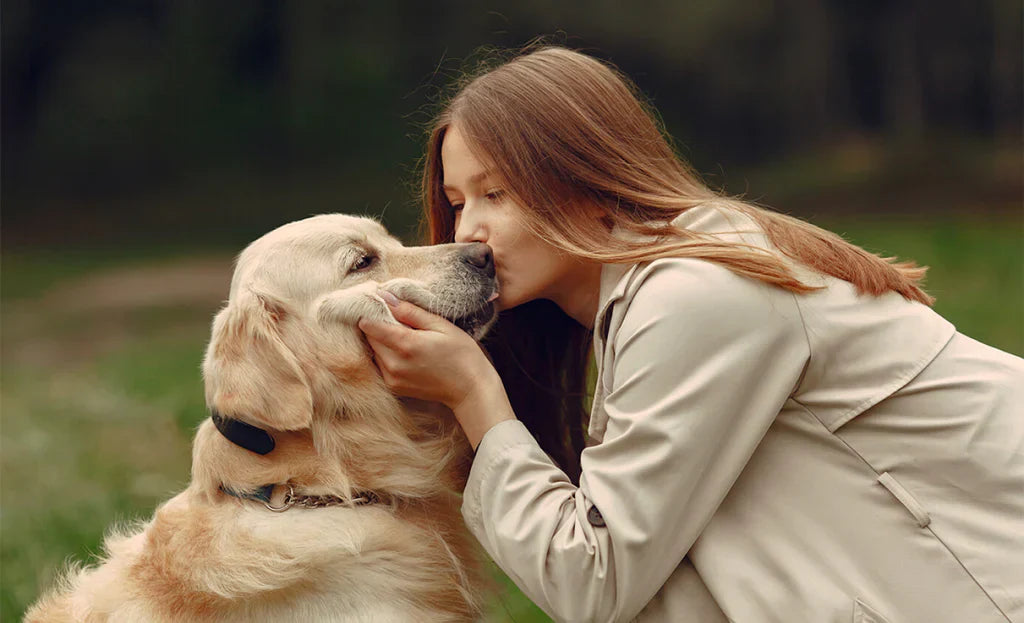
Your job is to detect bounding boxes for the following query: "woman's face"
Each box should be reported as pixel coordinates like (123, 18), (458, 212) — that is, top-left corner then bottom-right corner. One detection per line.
(441, 125), (573, 312)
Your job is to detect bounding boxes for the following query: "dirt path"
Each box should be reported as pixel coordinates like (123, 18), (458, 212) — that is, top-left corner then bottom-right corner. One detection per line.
(3, 255), (235, 369)
(37, 256), (234, 312)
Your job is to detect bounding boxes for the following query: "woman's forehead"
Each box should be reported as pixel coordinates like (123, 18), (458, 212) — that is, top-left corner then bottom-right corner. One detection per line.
(442, 169), (497, 191)
(441, 127), (500, 188)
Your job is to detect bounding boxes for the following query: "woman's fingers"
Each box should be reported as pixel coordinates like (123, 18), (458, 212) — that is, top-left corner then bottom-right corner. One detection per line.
(358, 317), (408, 349)
(361, 332), (405, 386)
(382, 294), (453, 332)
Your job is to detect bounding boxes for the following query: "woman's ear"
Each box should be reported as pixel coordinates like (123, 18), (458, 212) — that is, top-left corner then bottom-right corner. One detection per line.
(202, 289), (313, 431)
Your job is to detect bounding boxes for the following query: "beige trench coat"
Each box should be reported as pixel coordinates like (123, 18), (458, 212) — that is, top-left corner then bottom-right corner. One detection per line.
(461, 205), (1024, 623)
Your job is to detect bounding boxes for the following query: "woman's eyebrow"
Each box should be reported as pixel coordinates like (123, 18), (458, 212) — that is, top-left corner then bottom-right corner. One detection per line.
(442, 170), (495, 191)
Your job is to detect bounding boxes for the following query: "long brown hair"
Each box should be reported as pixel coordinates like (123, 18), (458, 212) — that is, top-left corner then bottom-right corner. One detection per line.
(420, 45), (932, 477)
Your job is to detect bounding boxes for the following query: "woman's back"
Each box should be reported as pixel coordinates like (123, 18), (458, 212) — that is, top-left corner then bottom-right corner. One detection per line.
(583, 203), (1024, 621)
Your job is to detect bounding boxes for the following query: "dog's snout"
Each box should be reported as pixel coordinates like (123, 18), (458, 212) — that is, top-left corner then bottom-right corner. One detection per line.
(460, 243), (495, 278)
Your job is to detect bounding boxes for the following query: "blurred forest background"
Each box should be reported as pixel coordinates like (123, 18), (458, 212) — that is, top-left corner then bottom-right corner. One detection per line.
(2, 1), (1021, 621)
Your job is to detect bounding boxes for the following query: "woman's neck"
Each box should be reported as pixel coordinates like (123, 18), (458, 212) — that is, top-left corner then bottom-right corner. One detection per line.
(548, 260), (603, 329)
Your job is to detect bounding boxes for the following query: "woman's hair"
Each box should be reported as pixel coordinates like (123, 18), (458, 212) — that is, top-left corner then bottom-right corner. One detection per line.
(420, 45), (932, 478)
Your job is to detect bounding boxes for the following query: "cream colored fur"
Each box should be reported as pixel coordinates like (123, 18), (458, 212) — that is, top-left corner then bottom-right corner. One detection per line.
(27, 215), (497, 622)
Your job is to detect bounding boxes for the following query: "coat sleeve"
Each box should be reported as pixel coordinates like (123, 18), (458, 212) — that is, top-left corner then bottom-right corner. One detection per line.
(461, 258), (811, 623)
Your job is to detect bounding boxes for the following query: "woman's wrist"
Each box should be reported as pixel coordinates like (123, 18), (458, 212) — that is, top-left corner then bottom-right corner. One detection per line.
(451, 368), (516, 450)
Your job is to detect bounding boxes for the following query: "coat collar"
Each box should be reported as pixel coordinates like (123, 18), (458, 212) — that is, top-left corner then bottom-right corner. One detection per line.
(593, 203), (729, 333)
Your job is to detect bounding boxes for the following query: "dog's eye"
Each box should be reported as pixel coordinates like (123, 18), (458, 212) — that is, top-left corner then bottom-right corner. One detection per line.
(352, 254), (377, 272)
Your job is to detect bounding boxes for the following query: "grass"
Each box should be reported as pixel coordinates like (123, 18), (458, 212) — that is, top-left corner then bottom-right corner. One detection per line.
(820, 215), (1022, 355)
(2, 213), (1020, 622)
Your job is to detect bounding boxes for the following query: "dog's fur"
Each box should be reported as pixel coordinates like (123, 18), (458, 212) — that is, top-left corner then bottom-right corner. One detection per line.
(27, 215), (499, 622)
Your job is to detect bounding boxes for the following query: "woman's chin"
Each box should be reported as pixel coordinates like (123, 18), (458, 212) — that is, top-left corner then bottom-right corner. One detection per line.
(494, 294), (518, 312)
(495, 293), (536, 312)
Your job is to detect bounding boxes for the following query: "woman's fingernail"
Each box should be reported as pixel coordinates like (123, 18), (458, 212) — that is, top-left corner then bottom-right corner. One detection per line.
(380, 290), (400, 307)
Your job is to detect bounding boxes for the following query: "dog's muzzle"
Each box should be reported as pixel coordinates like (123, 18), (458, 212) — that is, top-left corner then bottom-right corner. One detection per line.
(432, 242), (499, 339)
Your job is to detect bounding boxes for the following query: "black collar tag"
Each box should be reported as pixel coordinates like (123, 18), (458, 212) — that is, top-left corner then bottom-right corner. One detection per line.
(211, 410), (276, 455)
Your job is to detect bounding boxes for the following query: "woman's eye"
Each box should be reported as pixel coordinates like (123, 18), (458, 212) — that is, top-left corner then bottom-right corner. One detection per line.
(451, 203), (464, 212)
(352, 254), (376, 271)
(485, 189), (505, 202)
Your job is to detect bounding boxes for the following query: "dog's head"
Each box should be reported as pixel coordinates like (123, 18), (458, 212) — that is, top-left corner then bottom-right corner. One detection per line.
(201, 214), (498, 438)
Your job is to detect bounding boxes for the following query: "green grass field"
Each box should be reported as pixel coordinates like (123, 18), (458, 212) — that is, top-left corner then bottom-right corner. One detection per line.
(2, 214), (1021, 622)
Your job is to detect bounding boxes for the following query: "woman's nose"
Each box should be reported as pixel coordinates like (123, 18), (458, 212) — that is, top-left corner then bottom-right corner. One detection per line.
(454, 208), (485, 244)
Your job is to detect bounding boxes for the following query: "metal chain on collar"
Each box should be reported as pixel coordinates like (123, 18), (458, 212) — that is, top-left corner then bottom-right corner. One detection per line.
(263, 485), (379, 512)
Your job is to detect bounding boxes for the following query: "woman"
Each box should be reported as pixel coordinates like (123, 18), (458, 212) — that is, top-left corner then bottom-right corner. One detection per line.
(359, 47), (1023, 622)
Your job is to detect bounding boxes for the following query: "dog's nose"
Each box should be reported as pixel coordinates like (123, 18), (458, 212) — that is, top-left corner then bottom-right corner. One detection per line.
(460, 243), (495, 278)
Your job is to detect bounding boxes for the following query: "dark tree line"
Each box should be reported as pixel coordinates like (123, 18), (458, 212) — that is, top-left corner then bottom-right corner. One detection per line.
(2, 0), (1020, 237)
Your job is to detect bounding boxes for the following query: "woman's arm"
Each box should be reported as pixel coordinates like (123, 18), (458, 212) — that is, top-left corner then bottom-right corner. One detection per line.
(360, 259), (810, 622)
(461, 258), (810, 622)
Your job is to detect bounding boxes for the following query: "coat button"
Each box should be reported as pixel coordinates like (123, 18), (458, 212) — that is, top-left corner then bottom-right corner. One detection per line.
(587, 505), (606, 527)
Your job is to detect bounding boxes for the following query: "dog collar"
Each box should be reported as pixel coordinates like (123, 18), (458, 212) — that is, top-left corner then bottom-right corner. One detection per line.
(220, 484), (383, 512)
(211, 410), (276, 455)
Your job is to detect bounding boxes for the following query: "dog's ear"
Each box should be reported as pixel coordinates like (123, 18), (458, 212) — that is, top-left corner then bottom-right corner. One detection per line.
(203, 289), (313, 431)
(316, 284), (398, 326)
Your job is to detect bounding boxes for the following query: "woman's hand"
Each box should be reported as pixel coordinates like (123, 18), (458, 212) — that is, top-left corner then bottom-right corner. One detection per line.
(358, 292), (515, 448)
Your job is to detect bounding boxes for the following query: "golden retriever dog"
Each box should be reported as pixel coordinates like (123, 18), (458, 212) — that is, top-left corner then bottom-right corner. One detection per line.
(27, 214), (499, 622)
